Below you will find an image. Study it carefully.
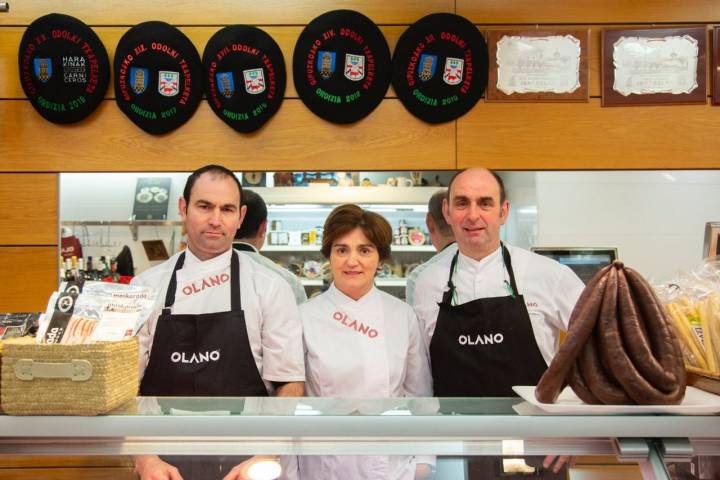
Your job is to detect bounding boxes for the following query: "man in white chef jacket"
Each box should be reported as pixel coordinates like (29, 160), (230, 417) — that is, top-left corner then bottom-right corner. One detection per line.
(410, 168), (585, 475)
(232, 188), (307, 305)
(405, 188), (457, 307)
(132, 164), (305, 480)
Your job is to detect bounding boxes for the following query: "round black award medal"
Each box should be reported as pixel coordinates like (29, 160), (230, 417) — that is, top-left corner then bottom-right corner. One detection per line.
(392, 13), (488, 123)
(203, 25), (286, 133)
(18, 13), (109, 124)
(114, 21), (203, 135)
(293, 10), (391, 124)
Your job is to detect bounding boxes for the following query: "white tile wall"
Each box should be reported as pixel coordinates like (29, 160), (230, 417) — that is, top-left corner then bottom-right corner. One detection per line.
(535, 171), (720, 282)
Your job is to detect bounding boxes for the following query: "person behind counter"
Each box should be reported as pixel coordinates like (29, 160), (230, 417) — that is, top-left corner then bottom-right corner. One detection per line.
(233, 188), (307, 304)
(132, 164), (305, 480)
(409, 168), (585, 475)
(405, 188), (457, 306)
(291, 204), (434, 480)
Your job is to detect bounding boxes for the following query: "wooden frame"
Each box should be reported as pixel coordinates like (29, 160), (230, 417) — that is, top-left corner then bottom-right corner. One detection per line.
(713, 26), (720, 106)
(703, 222), (720, 259)
(486, 29), (589, 102)
(602, 26), (706, 106)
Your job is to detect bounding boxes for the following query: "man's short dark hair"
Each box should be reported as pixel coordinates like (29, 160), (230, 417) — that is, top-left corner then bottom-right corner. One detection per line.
(446, 168), (506, 204)
(235, 189), (267, 239)
(183, 164), (242, 205)
(428, 189), (453, 237)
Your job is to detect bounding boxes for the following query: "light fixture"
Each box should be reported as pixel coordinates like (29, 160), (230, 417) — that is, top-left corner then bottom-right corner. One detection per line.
(246, 458), (282, 480)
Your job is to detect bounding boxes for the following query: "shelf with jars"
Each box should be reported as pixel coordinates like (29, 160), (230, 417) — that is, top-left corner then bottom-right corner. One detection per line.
(257, 191), (440, 300)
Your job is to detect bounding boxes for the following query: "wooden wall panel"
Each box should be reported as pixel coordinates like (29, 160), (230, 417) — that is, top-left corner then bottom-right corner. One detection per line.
(0, 0), (453, 25)
(458, 0), (720, 24)
(0, 100), (455, 172)
(0, 174), (57, 245)
(0, 26), (407, 99)
(2, 0), (720, 316)
(0, 467), (135, 480)
(458, 100), (720, 170)
(0, 456), (133, 468)
(0, 247), (58, 312)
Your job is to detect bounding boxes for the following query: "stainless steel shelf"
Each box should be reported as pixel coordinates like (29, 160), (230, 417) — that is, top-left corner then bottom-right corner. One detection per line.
(61, 220), (182, 241)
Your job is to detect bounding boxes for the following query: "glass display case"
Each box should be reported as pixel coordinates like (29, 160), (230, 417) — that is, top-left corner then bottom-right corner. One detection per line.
(1, 397), (719, 479)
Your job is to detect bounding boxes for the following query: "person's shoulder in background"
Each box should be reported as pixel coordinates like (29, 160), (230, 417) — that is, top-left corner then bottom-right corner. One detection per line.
(131, 251), (183, 286)
(405, 243), (457, 306)
(235, 249), (307, 304)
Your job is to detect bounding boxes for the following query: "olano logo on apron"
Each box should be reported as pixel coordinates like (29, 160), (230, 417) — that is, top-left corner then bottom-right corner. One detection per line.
(430, 244), (547, 397)
(140, 250), (267, 396)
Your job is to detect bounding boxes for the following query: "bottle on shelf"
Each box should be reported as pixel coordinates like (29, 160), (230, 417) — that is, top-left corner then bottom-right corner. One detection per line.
(59, 255), (65, 281)
(76, 257), (85, 281)
(96, 257), (106, 280)
(86, 256), (94, 280)
(65, 257), (75, 282)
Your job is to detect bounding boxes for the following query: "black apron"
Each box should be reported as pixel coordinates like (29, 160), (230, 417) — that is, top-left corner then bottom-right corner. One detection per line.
(430, 244), (547, 397)
(431, 246), (564, 479)
(140, 250), (267, 479)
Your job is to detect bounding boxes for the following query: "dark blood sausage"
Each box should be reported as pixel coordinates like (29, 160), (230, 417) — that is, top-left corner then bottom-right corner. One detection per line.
(600, 264), (685, 405)
(582, 266), (634, 404)
(578, 330), (633, 404)
(535, 265), (611, 403)
(625, 267), (686, 393)
(567, 362), (601, 404)
(536, 261), (686, 405)
(616, 268), (677, 392)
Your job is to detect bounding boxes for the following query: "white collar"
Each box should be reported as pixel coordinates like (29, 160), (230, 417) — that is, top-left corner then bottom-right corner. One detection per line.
(328, 282), (378, 308)
(183, 247), (233, 270)
(457, 245), (502, 275)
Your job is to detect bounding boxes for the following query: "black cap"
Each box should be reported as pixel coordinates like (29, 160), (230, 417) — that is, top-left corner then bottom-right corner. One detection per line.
(203, 25), (286, 133)
(114, 21), (203, 135)
(18, 13), (110, 124)
(293, 10), (391, 124)
(392, 13), (488, 123)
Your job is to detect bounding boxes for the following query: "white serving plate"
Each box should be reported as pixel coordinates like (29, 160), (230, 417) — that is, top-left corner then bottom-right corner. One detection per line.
(512, 386), (720, 415)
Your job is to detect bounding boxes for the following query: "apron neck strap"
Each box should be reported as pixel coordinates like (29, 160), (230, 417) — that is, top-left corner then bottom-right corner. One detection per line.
(164, 252), (186, 309)
(163, 250), (243, 311)
(230, 250), (241, 311)
(444, 243), (519, 304)
(501, 243), (519, 297)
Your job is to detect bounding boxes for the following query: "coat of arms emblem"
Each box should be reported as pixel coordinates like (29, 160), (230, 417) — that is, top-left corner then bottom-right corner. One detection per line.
(243, 68), (266, 94)
(316, 51), (336, 80)
(344, 54), (365, 81)
(443, 57), (464, 86)
(158, 70), (179, 97)
(417, 54), (437, 82)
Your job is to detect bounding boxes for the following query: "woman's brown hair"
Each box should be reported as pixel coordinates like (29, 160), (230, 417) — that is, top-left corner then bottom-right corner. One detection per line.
(321, 204), (392, 261)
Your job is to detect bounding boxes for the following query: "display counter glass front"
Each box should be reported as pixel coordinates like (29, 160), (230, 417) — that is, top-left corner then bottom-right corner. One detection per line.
(1, 396), (719, 479)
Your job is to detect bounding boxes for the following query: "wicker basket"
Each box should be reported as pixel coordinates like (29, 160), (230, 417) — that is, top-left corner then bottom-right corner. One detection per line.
(0, 337), (138, 415)
(687, 366), (720, 396)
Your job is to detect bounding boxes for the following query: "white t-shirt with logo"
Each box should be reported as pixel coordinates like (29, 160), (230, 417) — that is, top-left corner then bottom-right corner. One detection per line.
(132, 248), (305, 390)
(410, 244), (585, 366)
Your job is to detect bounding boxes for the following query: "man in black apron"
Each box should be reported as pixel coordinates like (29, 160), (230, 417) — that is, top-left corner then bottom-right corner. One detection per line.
(414, 168), (583, 478)
(133, 165), (304, 480)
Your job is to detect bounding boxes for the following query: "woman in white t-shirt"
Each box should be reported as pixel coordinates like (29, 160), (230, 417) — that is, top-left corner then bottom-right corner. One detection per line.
(288, 204), (433, 480)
